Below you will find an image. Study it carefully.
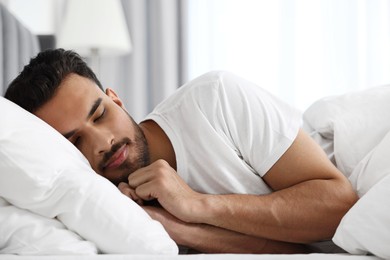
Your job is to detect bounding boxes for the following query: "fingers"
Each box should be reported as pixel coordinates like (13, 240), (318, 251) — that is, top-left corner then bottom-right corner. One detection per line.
(127, 159), (172, 189)
(127, 167), (152, 188)
(133, 179), (161, 201)
(118, 182), (144, 205)
(125, 159), (199, 222)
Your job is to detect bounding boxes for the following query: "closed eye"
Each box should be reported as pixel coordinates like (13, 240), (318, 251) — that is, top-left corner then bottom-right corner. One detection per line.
(94, 108), (106, 122)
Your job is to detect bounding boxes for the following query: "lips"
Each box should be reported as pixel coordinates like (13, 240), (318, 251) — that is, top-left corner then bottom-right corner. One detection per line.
(103, 144), (128, 170)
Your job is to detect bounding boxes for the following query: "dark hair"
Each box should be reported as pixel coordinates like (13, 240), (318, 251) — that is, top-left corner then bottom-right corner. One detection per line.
(4, 48), (103, 113)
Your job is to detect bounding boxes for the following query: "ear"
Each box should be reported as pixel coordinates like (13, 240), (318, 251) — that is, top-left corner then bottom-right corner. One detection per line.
(105, 88), (124, 108)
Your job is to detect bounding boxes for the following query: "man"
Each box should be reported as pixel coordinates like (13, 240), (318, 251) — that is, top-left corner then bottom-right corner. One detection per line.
(5, 49), (357, 254)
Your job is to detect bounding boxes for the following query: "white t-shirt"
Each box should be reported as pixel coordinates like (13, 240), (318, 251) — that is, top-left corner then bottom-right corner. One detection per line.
(144, 71), (302, 195)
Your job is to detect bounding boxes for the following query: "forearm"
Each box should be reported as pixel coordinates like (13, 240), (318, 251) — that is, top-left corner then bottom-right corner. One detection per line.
(143, 205), (309, 254)
(189, 178), (357, 243)
(166, 218), (309, 254)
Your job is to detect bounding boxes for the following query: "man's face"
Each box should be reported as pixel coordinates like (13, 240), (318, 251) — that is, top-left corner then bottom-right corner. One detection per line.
(35, 73), (150, 185)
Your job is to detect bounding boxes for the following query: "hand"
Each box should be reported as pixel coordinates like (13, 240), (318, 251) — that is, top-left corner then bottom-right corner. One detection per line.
(118, 182), (144, 205)
(127, 159), (204, 223)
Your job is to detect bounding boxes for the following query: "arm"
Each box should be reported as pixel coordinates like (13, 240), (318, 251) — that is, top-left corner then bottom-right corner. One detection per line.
(127, 129), (358, 243)
(142, 205), (310, 254)
(118, 183), (309, 253)
(189, 129), (358, 243)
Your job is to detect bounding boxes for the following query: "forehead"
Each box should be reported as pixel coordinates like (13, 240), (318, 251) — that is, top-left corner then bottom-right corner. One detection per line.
(34, 73), (103, 132)
(56, 73), (101, 100)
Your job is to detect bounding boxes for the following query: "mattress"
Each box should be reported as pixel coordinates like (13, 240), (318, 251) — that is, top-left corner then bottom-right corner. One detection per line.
(0, 253), (381, 260)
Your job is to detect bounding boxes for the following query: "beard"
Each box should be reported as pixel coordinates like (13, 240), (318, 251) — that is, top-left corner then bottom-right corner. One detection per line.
(124, 111), (151, 172)
(99, 111), (150, 185)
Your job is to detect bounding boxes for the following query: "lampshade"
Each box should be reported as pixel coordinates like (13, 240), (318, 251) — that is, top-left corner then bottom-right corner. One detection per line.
(57, 0), (132, 57)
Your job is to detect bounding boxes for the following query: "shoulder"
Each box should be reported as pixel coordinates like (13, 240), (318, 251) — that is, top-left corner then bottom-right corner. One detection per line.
(147, 71), (257, 119)
(177, 71), (229, 95)
(186, 71), (242, 90)
(181, 70), (250, 101)
(150, 71), (233, 111)
(189, 70), (236, 82)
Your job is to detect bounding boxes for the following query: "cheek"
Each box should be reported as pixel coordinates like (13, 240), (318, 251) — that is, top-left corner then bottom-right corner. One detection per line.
(78, 145), (100, 173)
(112, 110), (137, 135)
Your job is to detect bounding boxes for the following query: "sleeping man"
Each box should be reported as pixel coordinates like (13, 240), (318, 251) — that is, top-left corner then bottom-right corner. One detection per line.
(4, 49), (357, 254)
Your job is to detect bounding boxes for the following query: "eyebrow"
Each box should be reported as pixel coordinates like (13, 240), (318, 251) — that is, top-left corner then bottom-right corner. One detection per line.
(87, 98), (103, 119)
(62, 97), (102, 139)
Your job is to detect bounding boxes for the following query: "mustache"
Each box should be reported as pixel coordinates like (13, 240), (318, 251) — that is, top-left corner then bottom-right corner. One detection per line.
(99, 137), (131, 171)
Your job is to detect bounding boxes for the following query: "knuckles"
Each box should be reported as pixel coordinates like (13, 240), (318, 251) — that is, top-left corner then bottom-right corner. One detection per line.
(151, 159), (175, 188)
(152, 159), (172, 175)
(154, 159), (170, 168)
(128, 159), (177, 194)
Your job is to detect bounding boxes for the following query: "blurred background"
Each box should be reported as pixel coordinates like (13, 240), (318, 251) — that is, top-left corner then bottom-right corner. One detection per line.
(1, 0), (390, 122)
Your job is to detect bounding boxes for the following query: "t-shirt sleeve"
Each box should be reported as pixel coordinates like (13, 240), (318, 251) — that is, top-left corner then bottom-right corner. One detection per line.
(215, 71), (302, 177)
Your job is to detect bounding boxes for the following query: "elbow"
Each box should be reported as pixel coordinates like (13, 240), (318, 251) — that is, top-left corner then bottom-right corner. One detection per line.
(301, 180), (358, 244)
(323, 180), (359, 241)
(340, 184), (359, 211)
(336, 182), (359, 221)
(337, 178), (358, 217)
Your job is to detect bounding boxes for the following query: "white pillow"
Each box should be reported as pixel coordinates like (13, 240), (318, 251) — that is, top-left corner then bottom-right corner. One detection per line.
(0, 97), (178, 255)
(348, 130), (390, 197)
(333, 174), (390, 259)
(303, 85), (390, 178)
(333, 130), (390, 258)
(0, 197), (97, 255)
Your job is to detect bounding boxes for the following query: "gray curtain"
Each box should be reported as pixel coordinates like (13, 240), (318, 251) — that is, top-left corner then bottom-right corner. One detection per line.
(0, 3), (40, 95)
(98, 0), (188, 122)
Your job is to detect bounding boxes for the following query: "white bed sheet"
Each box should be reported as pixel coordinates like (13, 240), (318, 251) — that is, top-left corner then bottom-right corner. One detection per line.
(0, 253), (381, 260)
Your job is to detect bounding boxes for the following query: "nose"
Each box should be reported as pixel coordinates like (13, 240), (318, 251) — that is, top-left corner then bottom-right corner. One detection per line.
(88, 127), (115, 155)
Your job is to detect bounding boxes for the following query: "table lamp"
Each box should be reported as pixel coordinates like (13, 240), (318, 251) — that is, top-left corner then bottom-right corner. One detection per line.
(57, 0), (132, 76)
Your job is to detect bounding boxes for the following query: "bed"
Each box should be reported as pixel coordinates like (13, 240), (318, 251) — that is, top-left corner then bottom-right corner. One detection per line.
(0, 254), (383, 260)
(0, 3), (388, 260)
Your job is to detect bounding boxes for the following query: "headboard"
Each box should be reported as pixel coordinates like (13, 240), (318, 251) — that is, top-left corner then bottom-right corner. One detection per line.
(0, 3), (40, 95)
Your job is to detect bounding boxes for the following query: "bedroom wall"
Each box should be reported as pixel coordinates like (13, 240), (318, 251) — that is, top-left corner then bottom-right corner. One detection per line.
(5, 0), (56, 34)
(186, 0), (390, 112)
(0, 0), (65, 35)
(0, 0), (64, 51)
(0, 3), (40, 95)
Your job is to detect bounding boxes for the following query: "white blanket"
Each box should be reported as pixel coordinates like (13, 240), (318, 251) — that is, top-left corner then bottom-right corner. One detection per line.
(303, 85), (390, 258)
(303, 85), (390, 178)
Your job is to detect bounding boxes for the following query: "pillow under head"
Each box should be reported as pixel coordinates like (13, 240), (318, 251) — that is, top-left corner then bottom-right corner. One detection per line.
(0, 96), (178, 255)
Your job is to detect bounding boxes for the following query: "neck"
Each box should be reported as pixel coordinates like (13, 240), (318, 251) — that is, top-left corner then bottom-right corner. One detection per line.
(139, 120), (177, 170)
